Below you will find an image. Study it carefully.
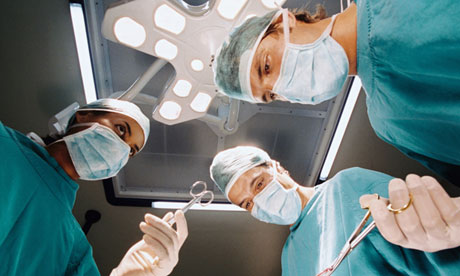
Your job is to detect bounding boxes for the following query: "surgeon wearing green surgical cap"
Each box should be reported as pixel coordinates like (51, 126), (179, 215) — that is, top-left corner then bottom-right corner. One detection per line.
(210, 146), (460, 276)
(213, 0), (460, 187)
(0, 99), (187, 276)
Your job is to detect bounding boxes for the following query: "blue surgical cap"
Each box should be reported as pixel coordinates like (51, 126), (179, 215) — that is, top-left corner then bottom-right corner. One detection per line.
(75, 99), (150, 150)
(210, 146), (271, 198)
(213, 11), (279, 103)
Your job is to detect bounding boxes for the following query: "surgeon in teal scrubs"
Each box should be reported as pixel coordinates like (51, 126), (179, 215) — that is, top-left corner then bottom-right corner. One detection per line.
(210, 146), (460, 275)
(0, 99), (188, 276)
(213, 0), (460, 186)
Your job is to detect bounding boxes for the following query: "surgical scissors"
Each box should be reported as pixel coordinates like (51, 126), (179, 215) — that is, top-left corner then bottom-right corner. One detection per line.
(167, 181), (214, 225)
(316, 194), (380, 276)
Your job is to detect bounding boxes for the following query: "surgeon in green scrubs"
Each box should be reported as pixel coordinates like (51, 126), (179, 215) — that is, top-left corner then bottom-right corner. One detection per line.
(210, 146), (460, 275)
(0, 99), (187, 276)
(213, 0), (460, 186)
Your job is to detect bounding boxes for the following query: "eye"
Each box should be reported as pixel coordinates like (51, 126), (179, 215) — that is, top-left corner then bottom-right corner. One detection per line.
(129, 147), (135, 157)
(256, 181), (263, 190)
(269, 92), (276, 100)
(264, 63), (270, 74)
(116, 124), (126, 136)
(245, 201), (251, 210)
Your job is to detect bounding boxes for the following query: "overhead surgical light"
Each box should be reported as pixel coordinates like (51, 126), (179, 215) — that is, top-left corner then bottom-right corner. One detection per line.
(154, 39), (178, 60)
(154, 4), (186, 35)
(173, 80), (192, 97)
(190, 59), (204, 72)
(190, 92), (212, 113)
(102, 0), (286, 125)
(159, 101), (182, 120)
(114, 17), (146, 47)
(217, 0), (248, 20)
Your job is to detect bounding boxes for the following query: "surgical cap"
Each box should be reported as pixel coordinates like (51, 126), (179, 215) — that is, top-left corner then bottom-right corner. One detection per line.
(73, 98), (150, 150)
(213, 10), (280, 103)
(210, 146), (271, 198)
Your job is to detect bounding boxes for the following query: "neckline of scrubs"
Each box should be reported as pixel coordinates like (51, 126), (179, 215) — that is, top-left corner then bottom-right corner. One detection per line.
(290, 185), (323, 231)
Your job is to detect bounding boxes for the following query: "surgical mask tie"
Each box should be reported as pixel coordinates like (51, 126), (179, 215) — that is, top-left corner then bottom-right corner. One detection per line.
(62, 123), (130, 180)
(251, 162), (302, 225)
(272, 10), (349, 104)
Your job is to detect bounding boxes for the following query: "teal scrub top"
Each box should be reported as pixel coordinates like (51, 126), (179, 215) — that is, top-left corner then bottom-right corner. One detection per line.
(0, 122), (100, 275)
(356, 0), (460, 185)
(282, 168), (460, 276)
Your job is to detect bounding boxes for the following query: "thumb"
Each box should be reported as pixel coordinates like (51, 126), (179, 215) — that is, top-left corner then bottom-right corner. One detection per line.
(174, 210), (188, 246)
(359, 194), (389, 209)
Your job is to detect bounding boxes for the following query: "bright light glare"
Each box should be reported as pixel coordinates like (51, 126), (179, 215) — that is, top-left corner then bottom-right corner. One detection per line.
(190, 59), (204, 71)
(261, 0), (285, 9)
(217, 0), (248, 20)
(114, 17), (146, 47)
(190, 92), (212, 113)
(70, 3), (97, 104)
(155, 39), (178, 60)
(319, 77), (362, 181)
(152, 201), (244, 211)
(154, 4), (186, 35)
(173, 80), (192, 97)
(159, 101), (182, 120)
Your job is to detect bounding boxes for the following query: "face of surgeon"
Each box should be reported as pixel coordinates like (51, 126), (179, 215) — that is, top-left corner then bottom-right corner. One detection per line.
(69, 111), (144, 157)
(228, 163), (296, 211)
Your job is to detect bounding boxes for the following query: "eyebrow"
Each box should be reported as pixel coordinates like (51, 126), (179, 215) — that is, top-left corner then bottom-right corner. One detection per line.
(238, 174), (258, 208)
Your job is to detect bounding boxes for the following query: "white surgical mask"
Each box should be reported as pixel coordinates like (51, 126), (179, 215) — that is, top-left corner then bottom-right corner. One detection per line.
(62, 123), (131, 180)
(272, 10), (349, 104)
(251, 163), (302, 225)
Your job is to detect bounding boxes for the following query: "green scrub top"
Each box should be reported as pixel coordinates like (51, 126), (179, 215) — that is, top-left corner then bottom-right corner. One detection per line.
(356, 0), (460, 185)
(281, 168), (460, 276)
(0, 122), (100, 275)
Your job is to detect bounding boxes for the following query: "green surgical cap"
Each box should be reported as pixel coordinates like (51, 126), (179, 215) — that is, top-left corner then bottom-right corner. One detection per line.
(210, 146), (271, 198)
(213, 11), (279, 103)
(75, 98), (150, 150)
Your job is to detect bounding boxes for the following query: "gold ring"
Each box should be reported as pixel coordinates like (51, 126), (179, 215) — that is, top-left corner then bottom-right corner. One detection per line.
(387, 194), (413, 214)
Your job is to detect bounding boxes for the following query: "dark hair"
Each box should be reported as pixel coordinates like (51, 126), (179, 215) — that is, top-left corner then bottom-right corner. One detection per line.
(263, 4), (327, 39)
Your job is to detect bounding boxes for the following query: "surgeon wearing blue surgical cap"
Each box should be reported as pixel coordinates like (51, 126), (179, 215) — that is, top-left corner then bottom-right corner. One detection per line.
(210, 146), (460, 276)
(213, 0), (460, 187)
(0, 99), (187, 276)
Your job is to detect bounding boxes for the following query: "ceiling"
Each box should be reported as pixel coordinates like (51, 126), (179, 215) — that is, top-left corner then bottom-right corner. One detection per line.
(82, 0), (347, 203)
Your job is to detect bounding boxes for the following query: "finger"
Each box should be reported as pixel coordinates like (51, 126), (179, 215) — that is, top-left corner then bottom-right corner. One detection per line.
(144, 214), (179, 252)
(422, 176), (460, 228)
(359, 194), (388, 209)
(369, 198), (407, 246)
(140, 221), (178, 255)
(143, 234), (169, 260)
(388, 178), (426, 243)
(162, 212), (174, 222)
(174, 210), (188, 246)
(405, 175), (447, 239)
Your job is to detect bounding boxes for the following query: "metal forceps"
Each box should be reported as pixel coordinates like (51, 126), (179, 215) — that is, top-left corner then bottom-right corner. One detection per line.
(167, 181), (214, 225)
(317, 194), (381, 276)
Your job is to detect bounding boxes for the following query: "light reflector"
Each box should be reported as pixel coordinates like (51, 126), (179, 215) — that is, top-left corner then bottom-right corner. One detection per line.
(154, 4), (186, 35)
(155, 39), (178, 60)
(190, 92), (212, 113)
(159, 101), (182, 120)
(152, 201), (244, 211)
(114, 17), (146, 47)
(173, 80), (192, 97)
(217, 0), (248, 20)
(190, 59), (204, 71)
(319, 77), (362, 181)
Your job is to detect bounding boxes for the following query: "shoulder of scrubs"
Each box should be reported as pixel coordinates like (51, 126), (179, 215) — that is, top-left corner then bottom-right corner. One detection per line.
(0, 122), (100, 275)
(281, 167), (460, 276)
(356, 0), (460, 182)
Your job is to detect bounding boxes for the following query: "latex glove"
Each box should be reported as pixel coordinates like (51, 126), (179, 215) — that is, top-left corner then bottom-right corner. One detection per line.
(111, 210), (188, 276)
(360, 174), (460, 252)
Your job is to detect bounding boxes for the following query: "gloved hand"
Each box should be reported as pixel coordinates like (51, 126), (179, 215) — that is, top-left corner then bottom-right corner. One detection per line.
(110, 210), (188, 276)
(360, 174), (460, 252)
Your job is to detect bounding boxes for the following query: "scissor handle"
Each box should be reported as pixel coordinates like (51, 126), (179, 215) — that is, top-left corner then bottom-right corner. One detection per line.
(197, 190), (214, 207)
(189, 181), (207, 197)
